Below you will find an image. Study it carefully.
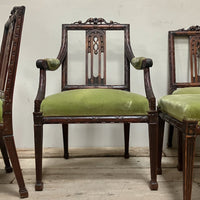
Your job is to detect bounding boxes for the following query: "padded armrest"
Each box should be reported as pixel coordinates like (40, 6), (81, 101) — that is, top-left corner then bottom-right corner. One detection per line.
(131, 57), (153, 70)
(36, 58), (60, 71)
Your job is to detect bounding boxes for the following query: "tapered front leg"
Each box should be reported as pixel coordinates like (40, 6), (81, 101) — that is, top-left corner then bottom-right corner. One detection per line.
(157, 114), (165, 175)
(62, 124), (69, 159)
(177, 130), (183, 171)
(4, 135), (28, 198)
(183, 134), (196, 200)
(167, 125), (174, 148)
(34, 118), (44, 191)
(148, 111), (158, 190)
(124, 123), (130, 159)
(0, 134), (12, 173)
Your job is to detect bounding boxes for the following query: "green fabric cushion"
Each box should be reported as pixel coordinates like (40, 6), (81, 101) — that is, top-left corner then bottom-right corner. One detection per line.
(172, 87), (200, 95)
(41, 89), (149, 117)
(131, 57), (146, 70)
(45, 58), (60, 71)
(158, 94), (200, 122)
(0, 99), (2, 123)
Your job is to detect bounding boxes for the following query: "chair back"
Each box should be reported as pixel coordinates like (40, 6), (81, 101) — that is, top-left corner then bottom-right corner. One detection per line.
(0, 6), (25, 112)
(169, 26), (200, 93)
(59, 18), (132, 92)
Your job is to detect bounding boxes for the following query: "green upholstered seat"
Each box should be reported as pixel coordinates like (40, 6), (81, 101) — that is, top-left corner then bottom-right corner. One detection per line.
(41, 89), (149, 117)
(172, 87), (200, 95)
(158, 94), (200, 122)
(0, 99), (2, 123)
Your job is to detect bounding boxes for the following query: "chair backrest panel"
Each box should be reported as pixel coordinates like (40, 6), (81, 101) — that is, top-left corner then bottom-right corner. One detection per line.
(0, 6), (25, 108)
(61, 18), (130, 91)
(169, 26), (200, 93)
(189, 35), (200, 83)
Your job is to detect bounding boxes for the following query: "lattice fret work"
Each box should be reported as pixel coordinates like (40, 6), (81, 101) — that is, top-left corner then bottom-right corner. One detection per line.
(190, 36), (200, 82)
(86, 29), (106, 85)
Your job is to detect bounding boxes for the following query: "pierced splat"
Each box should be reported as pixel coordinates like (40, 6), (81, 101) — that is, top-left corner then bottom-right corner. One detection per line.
(86, 29), (106, 85)
(190, 36), (200, 82)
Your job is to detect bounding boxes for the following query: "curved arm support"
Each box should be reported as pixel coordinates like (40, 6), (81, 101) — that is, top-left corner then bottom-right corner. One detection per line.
(125, 42), (153, 70)
(144, 68), (156, 110)
(36, 27), (67, 71)
(34, 28), (68, 112)
(34, 69), (46, 112)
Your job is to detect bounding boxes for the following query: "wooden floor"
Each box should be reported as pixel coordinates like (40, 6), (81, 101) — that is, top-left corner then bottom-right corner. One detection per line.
(0, 147), (200, 200)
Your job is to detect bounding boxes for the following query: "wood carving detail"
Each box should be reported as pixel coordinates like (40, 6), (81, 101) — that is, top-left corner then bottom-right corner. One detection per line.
(190, 36), (200, 82)
(86, 29), (106, 85)
(73, 17), (118, 25)
(178, 25), (200, 32)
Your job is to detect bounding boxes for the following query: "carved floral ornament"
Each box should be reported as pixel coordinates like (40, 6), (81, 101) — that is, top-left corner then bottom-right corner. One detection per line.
(190, 36), (200, 57)
(178, 25), (200, 31)
(73, 17), (119, 25)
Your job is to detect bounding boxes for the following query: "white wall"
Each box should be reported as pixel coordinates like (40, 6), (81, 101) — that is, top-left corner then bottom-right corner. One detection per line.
(0, 0), (200, 149)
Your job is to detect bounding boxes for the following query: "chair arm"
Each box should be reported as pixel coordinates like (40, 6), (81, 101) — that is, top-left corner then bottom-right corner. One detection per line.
(144, 68), (156, 111)
(34, 58), (60, 112)
(36, 58), (61, 71)
(131, 57), (153, 70)
(34, 69), (46, 112)
(125, 42), (152, 69)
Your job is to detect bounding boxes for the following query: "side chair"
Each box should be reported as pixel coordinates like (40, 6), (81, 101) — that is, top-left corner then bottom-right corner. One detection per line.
(0, 6), (28, 198)
(34, 18), (158, 191)
(158, 26), (200, 200)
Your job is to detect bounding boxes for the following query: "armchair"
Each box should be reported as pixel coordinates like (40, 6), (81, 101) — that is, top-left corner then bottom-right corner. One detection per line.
(33, 18), (158, 191)
(0, 6), (28, 198)
(158, 26), (200, 200)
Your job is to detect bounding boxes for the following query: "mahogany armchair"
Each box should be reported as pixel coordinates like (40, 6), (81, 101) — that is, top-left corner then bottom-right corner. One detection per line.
(158, 26), (200, 200)
(34, 18), (158, 191)
(0, 6), (28, 198)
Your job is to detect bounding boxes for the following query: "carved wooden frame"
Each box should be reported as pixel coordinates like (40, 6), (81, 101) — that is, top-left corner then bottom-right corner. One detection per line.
(0, 6), (28, 198)
(34, 18), (158, 192)
(158, 26), (200, 200)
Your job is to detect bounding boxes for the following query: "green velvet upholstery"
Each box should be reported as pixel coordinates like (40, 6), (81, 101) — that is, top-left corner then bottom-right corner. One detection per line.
(0, 99), (2, 123)
(158, 94), (200, 122)
(131, 57), (146, 70)
(172, 87), (200, 95)
(41, 89), (149, 117)
(45, 58), (60, 71)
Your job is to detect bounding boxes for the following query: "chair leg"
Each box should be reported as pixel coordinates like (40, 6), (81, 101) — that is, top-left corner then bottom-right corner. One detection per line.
(62, 124), (69, 159)
(167, 124), (174, 148)
(124, 123), (130, 159)
(3, 135), (28, 198)
(34, 123), (43, 191)
(148, 112), (158, 190)
(0, 135), (12, 173)
(177, 130), (183, 171)
(183, 134), (196, 200)
(157, 115), (165, 175)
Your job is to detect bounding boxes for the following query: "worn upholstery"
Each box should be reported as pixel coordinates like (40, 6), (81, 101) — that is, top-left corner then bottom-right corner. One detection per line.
(131, 57), (146, 70)
(45, 58), (60, 71)
(172, 87), (200, 95)
(41, 89), (149, 116)
(158, 94), (200, 122)
(0, 99), (2, 123)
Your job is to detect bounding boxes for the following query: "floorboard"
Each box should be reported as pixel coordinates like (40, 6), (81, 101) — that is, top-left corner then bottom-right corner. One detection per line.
(0, 148), (200, 199)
